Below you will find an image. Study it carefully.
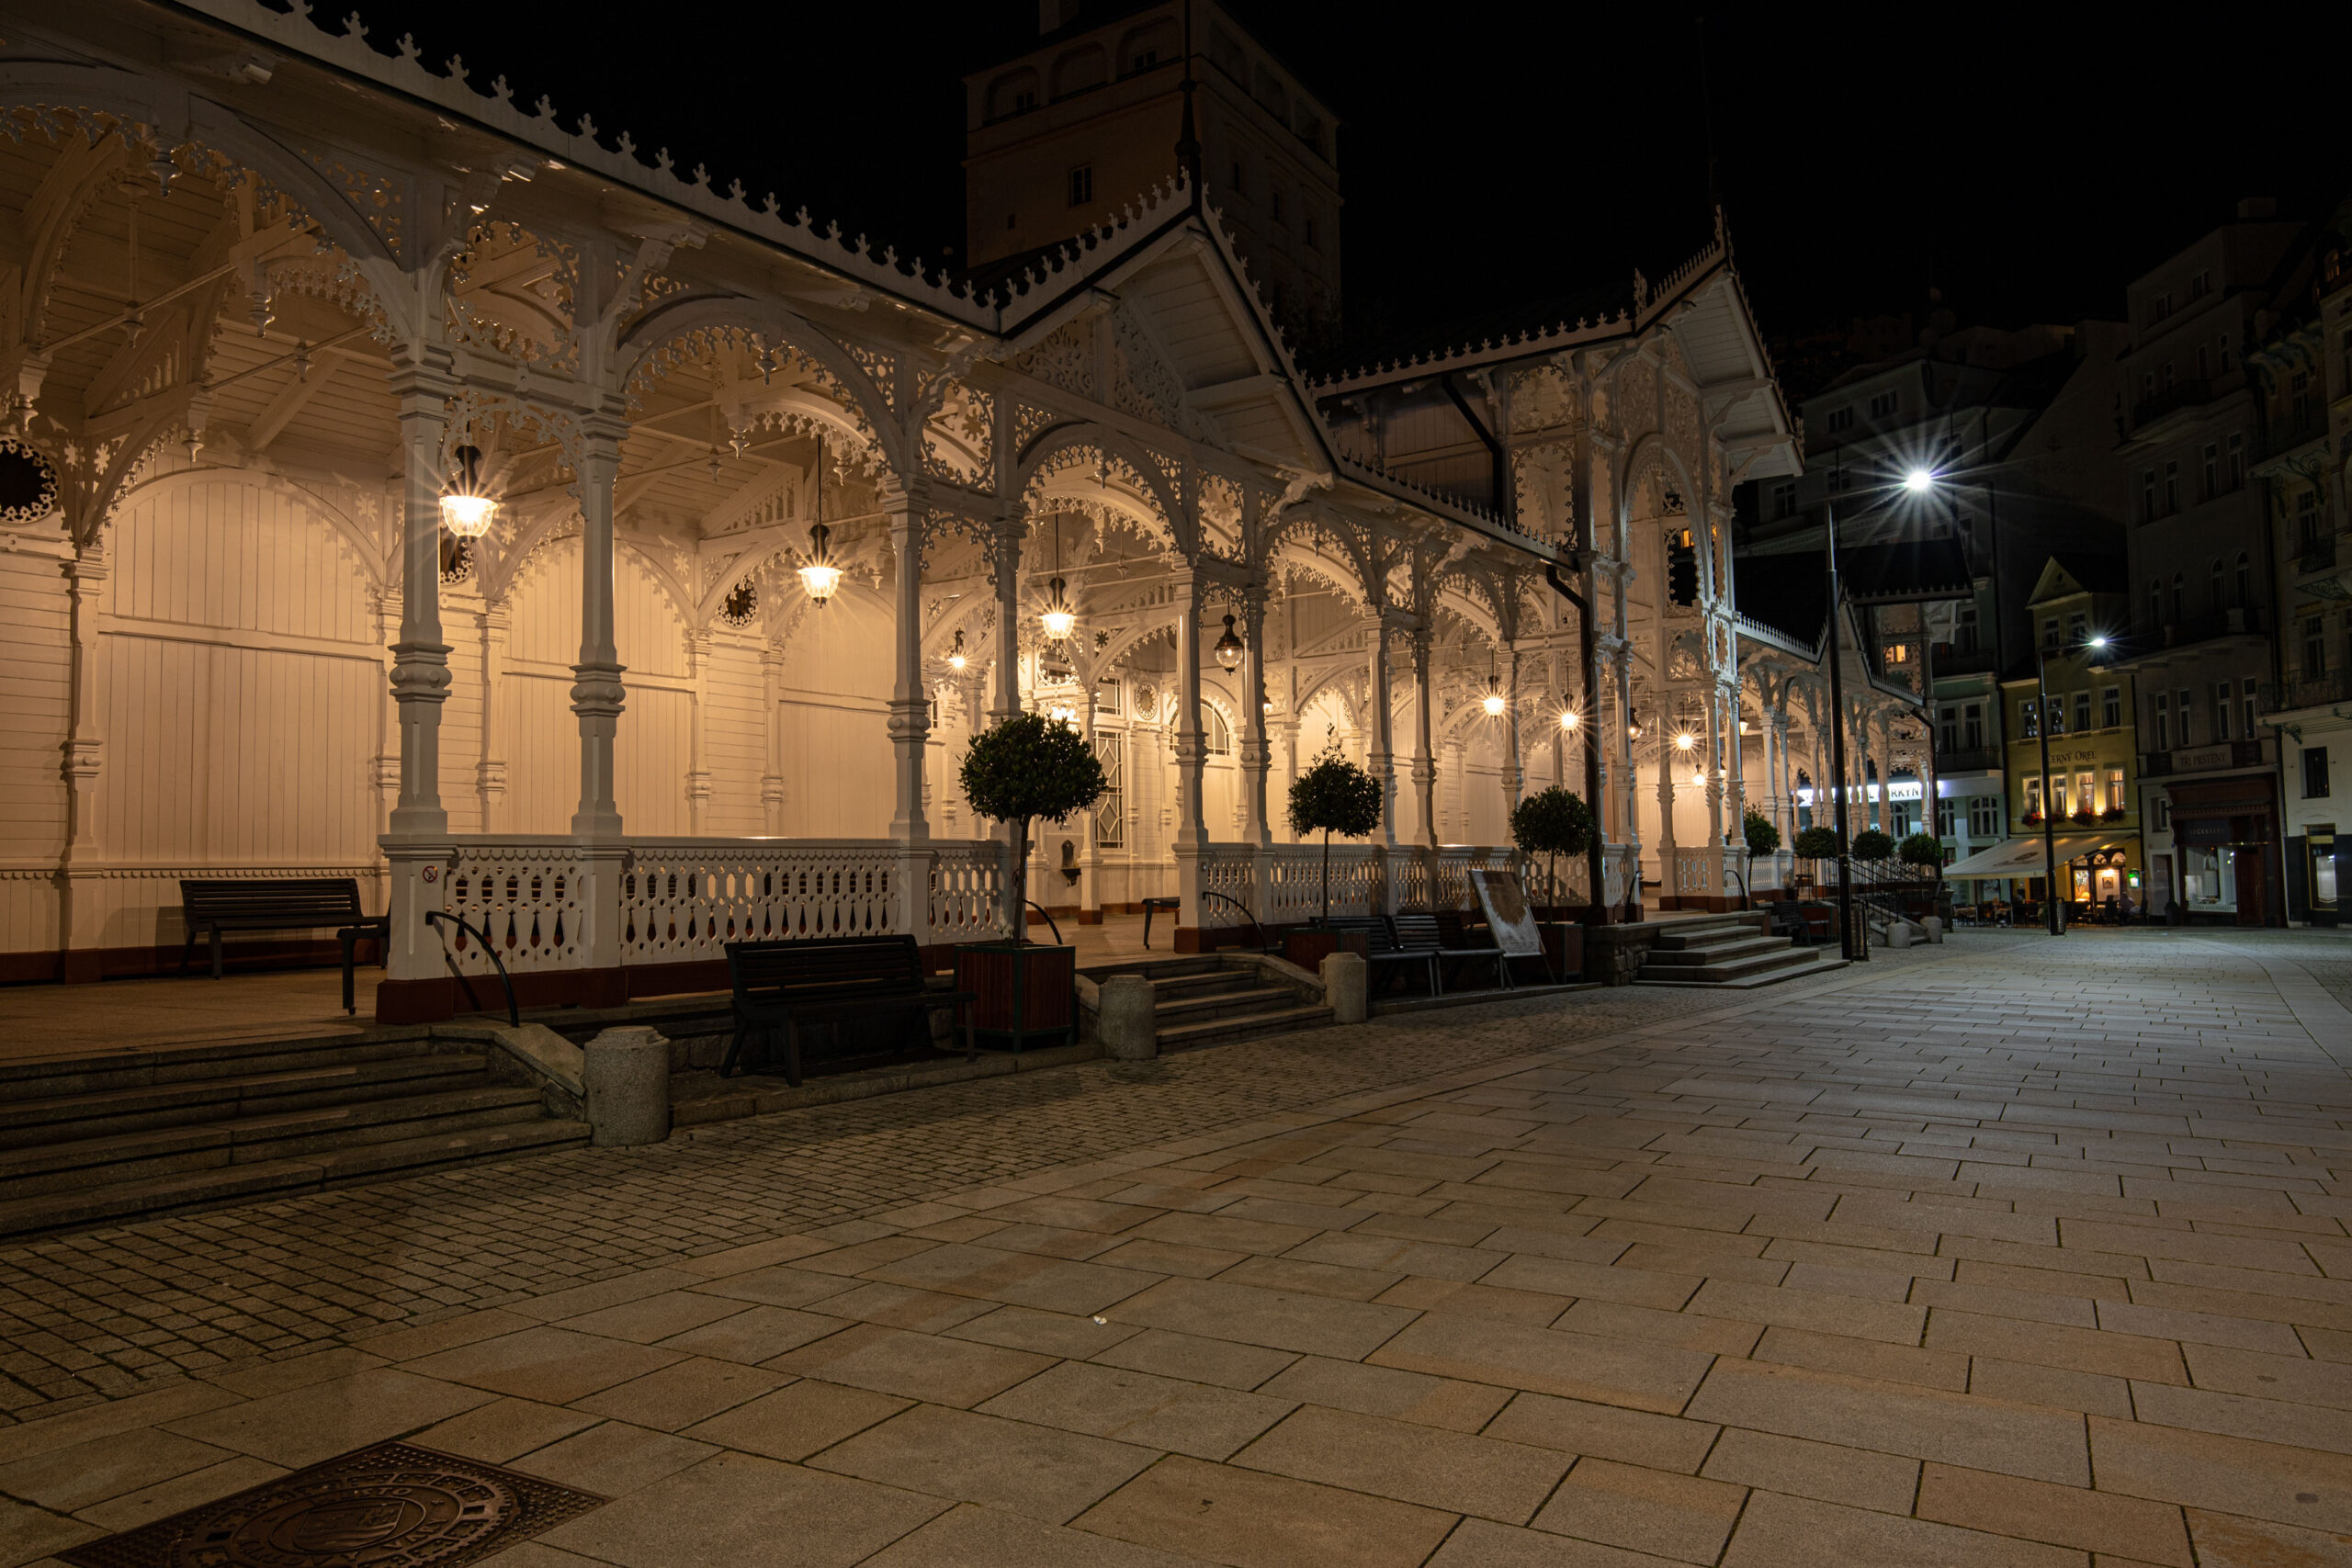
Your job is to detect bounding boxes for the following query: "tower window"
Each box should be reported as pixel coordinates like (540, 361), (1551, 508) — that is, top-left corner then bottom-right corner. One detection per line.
(1068, 164), (1093, 206)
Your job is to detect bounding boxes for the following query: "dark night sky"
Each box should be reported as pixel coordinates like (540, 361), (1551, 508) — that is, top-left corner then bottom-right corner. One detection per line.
(365, 1), (2340, 359)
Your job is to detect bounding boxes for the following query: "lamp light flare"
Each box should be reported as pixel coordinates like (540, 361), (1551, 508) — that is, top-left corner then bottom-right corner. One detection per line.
(947, 629), (967, 671)
(1903, 468), (1936, 493)
(797, 520), (842, 606)
(1560, 709), (1579, 731)
(1674, 731), (1696, 751)
(1483, 692), (1507, 716)
(438, 444), (498, 539)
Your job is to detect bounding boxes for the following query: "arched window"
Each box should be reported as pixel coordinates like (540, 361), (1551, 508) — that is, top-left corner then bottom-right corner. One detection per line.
(2235, 551), (2251, 606)
(2149, 578), (2163, 626)
(2211, 558), (2224, 614)
(1204, 705), (1232, 756)
(2171, 571), (2184, 624)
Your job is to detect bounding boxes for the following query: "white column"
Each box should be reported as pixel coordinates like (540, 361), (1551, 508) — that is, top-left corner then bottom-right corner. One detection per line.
(1172, 572), (1207, 849)
(1704, 689), (1726, 848)
(760, 644), (786, 834)
(884, 485), (930, 843)
(1366, 616), (1398, 846)
(1409, 628), (1438, 852)
(684, 628), (714, 835)
(1501, 641), (1524, 832)
(389, 382), (452, 837)
(1238, 581), (1272, 848)
(989, 516), (1024, 724)
(570, 422), (626, 838)
(56, 536), (108, 981)
(475, 604), (510, 832)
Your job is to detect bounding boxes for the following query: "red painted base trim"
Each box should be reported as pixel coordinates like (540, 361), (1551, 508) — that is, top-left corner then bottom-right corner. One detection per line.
(0, 938), (384, 988)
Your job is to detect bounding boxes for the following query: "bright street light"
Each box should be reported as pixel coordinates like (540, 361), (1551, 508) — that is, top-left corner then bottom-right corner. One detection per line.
(1903, 468), (1936, 493)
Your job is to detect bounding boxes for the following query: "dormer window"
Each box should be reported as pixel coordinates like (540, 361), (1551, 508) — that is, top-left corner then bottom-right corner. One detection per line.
(1013, 89), (1037, 112)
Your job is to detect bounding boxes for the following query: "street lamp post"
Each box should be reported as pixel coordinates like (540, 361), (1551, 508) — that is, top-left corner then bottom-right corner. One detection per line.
(2031, 632), (2108, 937)
(1822, 495), (1862, 961)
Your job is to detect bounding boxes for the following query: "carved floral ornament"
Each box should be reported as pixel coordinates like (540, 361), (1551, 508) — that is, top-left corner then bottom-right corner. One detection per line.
(0, 435), (61, 526)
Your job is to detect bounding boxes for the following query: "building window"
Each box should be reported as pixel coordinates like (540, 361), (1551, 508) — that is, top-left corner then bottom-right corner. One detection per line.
(2102, 687), (2120, 729)
(1204, 705), (1232, 756)
(1012, 86), (1037, 113)
(2307, 746), (2333, 799)
(2106, 767), (2127, 814)
(2213, 682), (2232, 741)
(2049, 694), (2066, 735)
(2177, 688), (2195, 745)
(1963, 703), (1984, 749)
(2149, 291), (2172, 324)
(1883, 642), (1909, 666)
(2211, 558), (2225, 611)
(2309, 615), (2330, 676)
(2191, 269), (2211, 298)
(2292, 369), (2312, 428)
(1936, 797), (1956, 837)
(1954, 604), (1979, 652)
(2312, 827), (2339, 908)
(2226, 433), (2245, 487)
(1869, 389), (1898, 419)
(2172, 572), (2185, 623)
(2202, 442), (2219, 499)
(2020, 698), (2040, 739)
(2067, 611), (2087, 645)
(2043, 616), (2061, 649)
(2154, 795), (2170, 831)
(2165, 461), (2179, 512)
(1131, 47), (1159, 71)
(1093, 733), (1125, 847)
(1826, 407), (1853, 433)
(2154, 693), (2169, 751)
(2023, 776), (2043, 817)
(1067, 164), (1093, 206)
(2244, 677), (2258, 739)
(1304, 215), (1318, 250)
(1969, 795), (1999, 837)
(1229, 158), (1245, 195)
(2235, 551), (2251, 607)
(1270, 188), (1284, 224)
(2141, 468), (2157, 519)
(2075, 770), (2096, 818)
(2149, 578), (2163, 626)
(1770, 482), (1797, 520)
(2075, 691), (2092, 734)
(2298, 490), (2324, 556)
(1938, 705), (1958, 750)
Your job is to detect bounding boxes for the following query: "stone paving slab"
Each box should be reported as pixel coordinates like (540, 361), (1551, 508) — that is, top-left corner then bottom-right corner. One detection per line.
(8, 929), (2352, 1565)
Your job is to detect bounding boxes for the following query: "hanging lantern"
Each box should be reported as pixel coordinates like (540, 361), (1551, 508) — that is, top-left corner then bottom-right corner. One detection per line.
(1213, 613), (1245, 671)
(1674, 731), (1697, 751)
(947, 628), (967, 671)
(798, 521), (842, 605)
(1559, 708), (1579, 732)
(1040, 576), (1076, 641)
(1482, 651), (1506, 716)
(438, 445), (497, 539)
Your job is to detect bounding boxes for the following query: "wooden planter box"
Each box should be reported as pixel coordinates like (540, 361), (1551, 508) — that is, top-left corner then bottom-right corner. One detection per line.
(1539, 922), (1585, 981)
(1283, 929), (1370, 972)
(953, 942), (1078, 1053)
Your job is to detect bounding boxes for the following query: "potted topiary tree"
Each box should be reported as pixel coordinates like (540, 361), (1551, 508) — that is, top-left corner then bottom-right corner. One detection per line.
(1510, 786), (1595, 916)
(1792, 825), (1840, 863)
(1851, 828), (1896, 866)
(956, 712), (1108, 1052)
(1741, 809), (1781, 858)
(1898, 831), (1944, 882)
(1287, 749), (1384, 921)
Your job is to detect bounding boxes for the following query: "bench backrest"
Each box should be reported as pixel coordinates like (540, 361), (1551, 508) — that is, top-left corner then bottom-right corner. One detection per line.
(1317, 915), (1401, 953)
(1389, 912), (1445, 952)
(725, 935), (926, 1007)
(181, 878), (367, 927)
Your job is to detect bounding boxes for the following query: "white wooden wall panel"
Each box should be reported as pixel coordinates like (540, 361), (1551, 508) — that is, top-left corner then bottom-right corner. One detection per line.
(505, 537), (687, 677)
(773, 588), (892, 839)
(0, 551), (71, 876)
(617, 685), (693, 837)
(702, 638), (767, 836)
(110, 477), (376, 644)
(503, 672), (579, 836)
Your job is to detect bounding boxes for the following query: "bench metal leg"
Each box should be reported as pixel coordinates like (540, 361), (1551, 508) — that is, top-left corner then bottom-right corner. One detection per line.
(720, 1024), (747, 1077)
(341, 932), (357, 1015)
(210, 928), (223, 980)
(1142, 905), (1155, 949)
(783, 1020), (803, 1089)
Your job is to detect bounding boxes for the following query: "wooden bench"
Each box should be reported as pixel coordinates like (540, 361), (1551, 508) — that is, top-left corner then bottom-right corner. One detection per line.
(1314, 914), (1439, 997)
(722, 935), (978, 1087)
(1391, 911), (1510, 994)
(1139, 896), (1181, 949)
(179, 878), (389, 1015)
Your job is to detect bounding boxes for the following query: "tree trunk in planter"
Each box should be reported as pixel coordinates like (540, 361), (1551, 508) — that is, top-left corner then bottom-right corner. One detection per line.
(954, 942), (1077, 1053)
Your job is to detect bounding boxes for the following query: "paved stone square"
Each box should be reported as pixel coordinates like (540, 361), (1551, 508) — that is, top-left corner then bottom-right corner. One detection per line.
(6, 929), (2352, 1565)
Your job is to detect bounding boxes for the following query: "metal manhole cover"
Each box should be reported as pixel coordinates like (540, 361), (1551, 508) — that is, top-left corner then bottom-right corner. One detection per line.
(59, 1441), (606, 1568)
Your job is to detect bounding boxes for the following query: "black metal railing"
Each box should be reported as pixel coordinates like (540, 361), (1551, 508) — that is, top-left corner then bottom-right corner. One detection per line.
(2132, 378), (2213, 427)
(2267, 671), (2352, 713)
(424, 910), (520, 1027)
(2297, 533), (2339, 574)
(1935, 747), (2003, 773)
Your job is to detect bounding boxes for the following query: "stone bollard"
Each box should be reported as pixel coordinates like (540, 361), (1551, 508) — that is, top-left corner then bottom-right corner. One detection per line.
(1923, 915), (1944, 944)
(1321, 952), (1369, 1024)
(1887, 921), (1916, 949)
(1100, 976), (1158, 1060)
(584, 1026), (671, 1146)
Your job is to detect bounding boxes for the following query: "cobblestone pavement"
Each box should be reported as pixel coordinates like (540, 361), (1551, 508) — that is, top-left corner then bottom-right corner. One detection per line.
(6, 928), (2352, 1566)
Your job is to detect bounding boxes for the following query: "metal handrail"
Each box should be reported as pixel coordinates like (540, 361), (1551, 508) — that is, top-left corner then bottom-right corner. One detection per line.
(1023, 899), (1065, 945)
(1198, 887), (1272, 951)
(424, 909), (520, 1027)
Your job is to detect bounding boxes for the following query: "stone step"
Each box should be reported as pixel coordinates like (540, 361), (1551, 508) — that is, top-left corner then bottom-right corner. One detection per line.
(1078, 956), (1227, 983)
(0, 1035), (441, 1100)
(0, 1118), (591, 1239)
(1158, 1005), (1335, 1052)
(1637, 945), (1822, 985)
(1642, 935), (1792, 966)
(1152, 985), (1306, 1024)
(1650, 918), (1772, 951)
(0, 1084), (544, 1200)
(0, 1054), (495, 1146)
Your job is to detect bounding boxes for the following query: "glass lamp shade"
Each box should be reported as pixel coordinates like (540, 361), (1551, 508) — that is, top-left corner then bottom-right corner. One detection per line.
(947, 632), (967, 671)
(438, 445), (497, 539)
(1213, 614), (1245, 671)
(1040, 576), (1076, 641)
(798, 522), (842, 605)
(1560, 710), (1579, 731)
(1674, 732), (1696, 751)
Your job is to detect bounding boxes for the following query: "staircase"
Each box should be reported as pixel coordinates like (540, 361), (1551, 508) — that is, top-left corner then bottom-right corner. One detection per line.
(1080, 954), (1331, 1051)
(1635, 911), (1840, 987)
(0, 1035), (587, 1239)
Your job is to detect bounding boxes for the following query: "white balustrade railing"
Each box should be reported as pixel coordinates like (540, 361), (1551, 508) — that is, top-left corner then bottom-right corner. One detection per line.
(1268, 842), (1382, 920)
(432, 836), (1010, 978)
(1670, 845), (1756, 901)
(1194, 846), (1260, 928)
(1426, 846), (1510, 909)
(445, 839), (591, 974)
